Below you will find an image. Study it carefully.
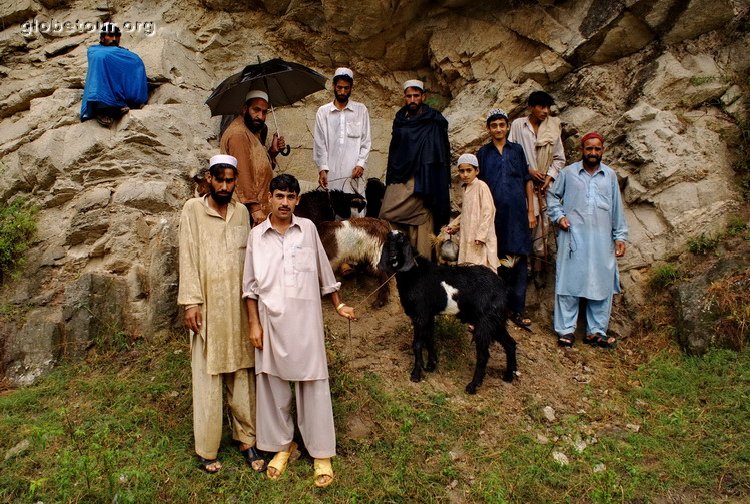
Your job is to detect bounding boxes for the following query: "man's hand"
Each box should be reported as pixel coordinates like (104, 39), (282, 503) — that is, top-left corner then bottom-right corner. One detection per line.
(528, 211), (537, 229)
(318, 170), (328, 188)
(615, 240), (626, 257)
(541, 175), (553, 192)
(529, 168), (546, 183)
(337, 305), (357, 321)
(249, 322), (263, 350)
(351, 166), (364, 178)
(269, 133), (286, 157)
(251, 209), (265, 225)
(184, 306), (202, 334)
(444, 226), (457, 235)
(558, 216), (571, 230)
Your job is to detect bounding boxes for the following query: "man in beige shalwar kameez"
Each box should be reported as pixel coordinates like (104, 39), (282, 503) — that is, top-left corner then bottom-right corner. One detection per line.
(243, 174), (356, 488)
(178, 154), (265, 474)
(220, 89), (286, 226)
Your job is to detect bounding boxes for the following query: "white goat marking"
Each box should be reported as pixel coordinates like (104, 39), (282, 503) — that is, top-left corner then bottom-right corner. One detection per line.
(440, 281), (460, 315)
(332, 221), (383, 269)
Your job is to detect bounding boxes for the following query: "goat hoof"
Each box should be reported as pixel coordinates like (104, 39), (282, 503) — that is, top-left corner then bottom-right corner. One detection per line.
(465, 383), (478, 394)
(502, 371), (515, 383)
(410, 371), (422, 383)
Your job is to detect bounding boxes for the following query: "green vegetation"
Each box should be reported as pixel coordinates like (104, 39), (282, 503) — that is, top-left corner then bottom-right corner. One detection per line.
(689, 75), (717, 86)
(735, 119), (750, 201)
(0, 199), (37, 282)
(727, 215), (748, 236)
(648, 263), (682, 289)
(687, 232), (722, 255)
(2, 332), (749, 503)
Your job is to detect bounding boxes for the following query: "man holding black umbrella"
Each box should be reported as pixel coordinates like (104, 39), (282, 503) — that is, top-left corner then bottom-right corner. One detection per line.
(220, 90), (286, 226)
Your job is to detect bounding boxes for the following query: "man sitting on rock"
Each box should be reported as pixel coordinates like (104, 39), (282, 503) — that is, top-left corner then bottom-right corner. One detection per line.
(80, 22), (148, 127)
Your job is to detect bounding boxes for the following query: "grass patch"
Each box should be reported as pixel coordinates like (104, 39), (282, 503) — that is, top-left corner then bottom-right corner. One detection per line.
(2, 335), (750, 502)
(0, 199), (37, 283)
(648, 263), (682, 290)
(687, 232), (722, 255)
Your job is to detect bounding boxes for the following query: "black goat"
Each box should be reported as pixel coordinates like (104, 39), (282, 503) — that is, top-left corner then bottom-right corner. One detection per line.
(365, 177), (386, 218)
(379, 231), (517, 394)
(295, 189), (366, 225)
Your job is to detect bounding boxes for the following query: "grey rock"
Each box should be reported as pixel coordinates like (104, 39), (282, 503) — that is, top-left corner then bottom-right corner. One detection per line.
(542, 406), (556, 422)
(4, 439), (30, 460)
(4, 316), (63, 387)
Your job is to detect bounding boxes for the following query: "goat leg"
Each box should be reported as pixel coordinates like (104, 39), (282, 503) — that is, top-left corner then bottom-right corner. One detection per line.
(466, 320), (492, 394)
(373, 267), (391, 308)
(424, 317), (437, 372)
(410, 317), (427, 382)
(495, 322), (517, 383)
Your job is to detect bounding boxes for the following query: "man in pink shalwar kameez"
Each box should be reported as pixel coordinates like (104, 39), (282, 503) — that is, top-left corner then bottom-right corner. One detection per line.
(243, 174), (356, 488)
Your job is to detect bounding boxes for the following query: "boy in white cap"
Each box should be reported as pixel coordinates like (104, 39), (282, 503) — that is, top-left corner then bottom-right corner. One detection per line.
(444, 153), (500, 270)
(313, 67), (372, 217)
(221, 89), (286, 226)
(178, 154), (264, 474)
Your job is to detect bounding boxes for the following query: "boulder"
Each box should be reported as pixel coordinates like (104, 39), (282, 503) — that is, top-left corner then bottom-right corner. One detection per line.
(675, 257), (750, 355)
(4, 314), (63, 387)
(112, 180), (179, 212)
(62, 273), (129, 358)
(0, 0), (37, 27)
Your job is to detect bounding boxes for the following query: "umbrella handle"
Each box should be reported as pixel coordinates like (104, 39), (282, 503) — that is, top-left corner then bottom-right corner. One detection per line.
(280, 145), (291, 156)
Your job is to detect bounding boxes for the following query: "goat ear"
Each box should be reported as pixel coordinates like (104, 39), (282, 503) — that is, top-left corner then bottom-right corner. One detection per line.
(397, 237), (416, 272)
(377, 240), (392, 273)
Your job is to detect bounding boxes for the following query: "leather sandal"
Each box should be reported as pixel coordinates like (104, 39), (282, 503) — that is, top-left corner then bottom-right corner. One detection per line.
(240, 446), (267, 473)
(314, 458), (334, 488)
(557, 333), (574, 347)
(267, 441), (297, 480)
(197, 456), (221, 474)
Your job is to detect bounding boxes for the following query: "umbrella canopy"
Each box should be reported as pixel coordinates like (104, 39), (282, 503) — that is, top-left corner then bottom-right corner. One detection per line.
(205, 58), (327, 116)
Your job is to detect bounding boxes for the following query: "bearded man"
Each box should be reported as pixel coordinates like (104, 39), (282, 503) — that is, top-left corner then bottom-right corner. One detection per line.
(313, 67), (371, 217)
(220, 90), (286, 226)
(546, 132), (628, 348)
(178, 154), (265, 474)
(379, 79), (451, 260)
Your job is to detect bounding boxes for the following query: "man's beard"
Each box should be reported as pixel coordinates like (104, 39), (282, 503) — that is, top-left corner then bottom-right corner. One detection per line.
(244, 113), (265, 134)
(335, 91), (350, 104)
(210, 187), (233, 205)
(583, 154), (602, 167)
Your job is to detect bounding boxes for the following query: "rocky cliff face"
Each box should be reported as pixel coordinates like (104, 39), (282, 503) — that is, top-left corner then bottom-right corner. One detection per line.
(1, 0), (748, 385)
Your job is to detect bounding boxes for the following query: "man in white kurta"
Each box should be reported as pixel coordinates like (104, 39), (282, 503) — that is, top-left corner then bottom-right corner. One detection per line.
(178, 154), (262, 473)
(314, 67), (371, 216)
(243, 174), (356, 487)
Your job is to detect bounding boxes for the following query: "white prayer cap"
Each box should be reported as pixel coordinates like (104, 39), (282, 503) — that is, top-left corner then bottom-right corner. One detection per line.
(245, 89), (269, 103)
(334, 67), (353, 79)
(209, 154), (238, 168)
(403, 79), (424, 91)
(457, 153), (478, 167)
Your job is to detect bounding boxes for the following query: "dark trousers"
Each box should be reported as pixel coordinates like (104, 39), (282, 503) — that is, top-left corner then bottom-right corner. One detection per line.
(499, 254), (528, 315)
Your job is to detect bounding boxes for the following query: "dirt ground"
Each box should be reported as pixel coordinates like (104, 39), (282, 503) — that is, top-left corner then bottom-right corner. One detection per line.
(322, 271), (642, 442)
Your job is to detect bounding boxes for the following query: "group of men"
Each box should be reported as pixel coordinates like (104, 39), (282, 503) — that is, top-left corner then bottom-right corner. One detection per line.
(177, 65), (629, 484)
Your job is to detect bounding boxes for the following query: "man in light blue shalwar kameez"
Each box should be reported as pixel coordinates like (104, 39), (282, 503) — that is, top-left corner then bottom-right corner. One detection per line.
(546, 132), (627, 348)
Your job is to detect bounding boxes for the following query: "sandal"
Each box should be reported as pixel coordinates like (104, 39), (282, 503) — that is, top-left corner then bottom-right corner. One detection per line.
(240, 446), (267, 473)
(197, 456), (222, 474)
(267, 441), (297, 480)
(557, 333), (574, 347)
(510, 312), (532, 330)
(596, 334), (616, 349)
(583, 334), (599, 346)
(96, 115), (114, 127)
(314, 457), (334, 488)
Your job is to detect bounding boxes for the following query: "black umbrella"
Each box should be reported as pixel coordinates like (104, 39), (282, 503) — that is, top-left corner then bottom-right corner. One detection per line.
(205, 58), (327, 116)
